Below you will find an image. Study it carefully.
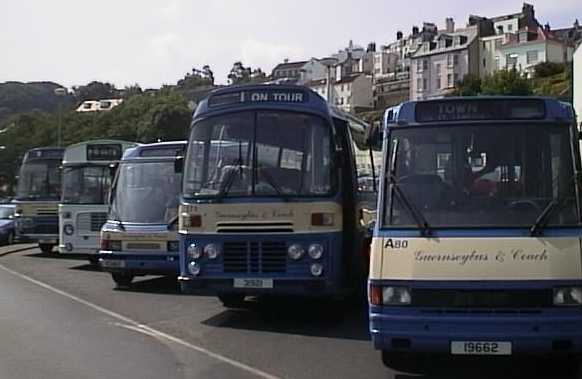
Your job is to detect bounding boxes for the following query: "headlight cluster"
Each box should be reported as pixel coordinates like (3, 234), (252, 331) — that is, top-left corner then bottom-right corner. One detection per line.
(186, 243), (220, 276)
(554, 287), (582, 306)
(187, 243), (220, 260)
(369, 285), (412, 306)
(64, 224), (75, 236)
(287, 243), (325, 277)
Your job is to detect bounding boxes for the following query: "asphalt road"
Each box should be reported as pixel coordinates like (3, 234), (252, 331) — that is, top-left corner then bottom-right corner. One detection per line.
(0, 243), (580, 379)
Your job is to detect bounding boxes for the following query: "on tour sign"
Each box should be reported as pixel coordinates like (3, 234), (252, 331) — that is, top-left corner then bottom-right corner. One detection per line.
(209, 89), (308, 108)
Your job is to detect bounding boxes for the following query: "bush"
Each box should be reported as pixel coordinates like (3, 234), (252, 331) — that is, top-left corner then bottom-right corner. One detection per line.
(533, 62), (566, 79)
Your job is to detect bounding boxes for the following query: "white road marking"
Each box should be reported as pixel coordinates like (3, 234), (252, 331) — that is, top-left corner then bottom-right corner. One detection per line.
(0, 263), (281, 379)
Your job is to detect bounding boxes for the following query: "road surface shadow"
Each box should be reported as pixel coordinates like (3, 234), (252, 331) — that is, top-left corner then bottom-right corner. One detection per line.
(202, 297), (371, 341)
(0, 244), (38, 257)
(115, 276), (183, 295)
(69, 263), (102, 272)
(26, 252), (87, 261)
(393, 356), (582, 379)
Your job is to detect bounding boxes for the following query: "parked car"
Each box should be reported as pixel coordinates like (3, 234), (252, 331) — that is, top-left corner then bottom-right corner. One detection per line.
(0, 205), (16, 245)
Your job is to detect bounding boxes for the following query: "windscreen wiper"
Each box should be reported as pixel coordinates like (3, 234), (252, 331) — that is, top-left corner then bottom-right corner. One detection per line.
(388, 174), (432, 237)
(216, 141), (246, 202)
(530, 197), (571, 236)
(257, 166), (289, 202)
(387, 138), (432, 236)
(530, 173), (580, 236)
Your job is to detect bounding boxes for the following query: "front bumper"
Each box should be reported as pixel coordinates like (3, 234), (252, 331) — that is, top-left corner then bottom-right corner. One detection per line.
(179, 276), (338, 296)
(99, 252), (179, 276)
(370, 306), (582, 355)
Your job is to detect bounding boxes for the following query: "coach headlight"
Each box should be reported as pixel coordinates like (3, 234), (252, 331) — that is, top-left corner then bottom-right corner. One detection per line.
(204, 244), (220, 260)
(287, 244), (305, 260)
(310, 263), (323, 277)
(64, 224), (75, 236)
(308, 244), (324, 260)
(554, 287), (582, 306)
(382, 286), (412, 305)
(188, 261), (201, 276)
(187, 243), (202, 260)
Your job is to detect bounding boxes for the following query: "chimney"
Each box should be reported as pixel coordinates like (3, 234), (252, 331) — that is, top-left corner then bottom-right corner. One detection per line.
(544, 23), (551, 32)
(284, 58), (289, 63)
(445, 17), (455, 33)
(412, 26), (419, 36)
(367, 42), (376, 52)
(396, 31), (403, 40)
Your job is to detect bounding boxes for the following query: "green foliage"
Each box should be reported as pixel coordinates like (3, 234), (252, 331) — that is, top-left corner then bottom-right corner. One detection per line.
(533, 62), (566, 79)
(228, 62), (269, 85)
(451, 74), (482, 96)
(0, 91), (191, 195)
(481, 69), (533, 96)
(0, 81), (73, 126)
(72, 81), (119, 102)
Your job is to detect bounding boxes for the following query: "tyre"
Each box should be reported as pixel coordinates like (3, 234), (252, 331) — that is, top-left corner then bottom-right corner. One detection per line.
(112, 273), (134, 288)
(381, 351), (425, 373)
(217, 293), (246, 308)
(6, 232), (14, 245)
(39, 243), (54, 254)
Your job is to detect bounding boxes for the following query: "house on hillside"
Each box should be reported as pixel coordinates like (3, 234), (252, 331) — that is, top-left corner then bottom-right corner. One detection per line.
(271, 60), (308, 82)
(498, 25), (574, 77)
(308, 73), (373, 114)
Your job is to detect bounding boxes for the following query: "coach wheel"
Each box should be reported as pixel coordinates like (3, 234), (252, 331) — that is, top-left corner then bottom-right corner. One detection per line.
(217, 293), (246, 308)
(5, 232), (14, 245)
(112, 273), (134, 288)
(39, 243), (54, 254)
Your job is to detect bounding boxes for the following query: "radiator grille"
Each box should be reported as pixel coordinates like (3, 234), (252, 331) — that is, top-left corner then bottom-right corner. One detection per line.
(223, 241), (286, 274)
(412, 289), (553, 309)
(77, 212), (107, 233)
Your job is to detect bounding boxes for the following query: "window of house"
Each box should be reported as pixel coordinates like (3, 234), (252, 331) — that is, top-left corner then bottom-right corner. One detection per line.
(453, 73), (459, 83)
(436, 77), (441, 89)
(497, 25), (504, 34)
(417, 78), (423, 91)
(507, 54), (518, 68)
(447, 74), (453, 87)
(508, 24), (513, 32)
(526, 50), (539, 64)
(495, 56), (500, 70)
(495, 39), (502, 49)
(483, 58), (487, 67)
(423, 78), (428, 91)
(423, 59), (429, 70)
(447, 54), (453, 66)
(453, 54), (459, 65)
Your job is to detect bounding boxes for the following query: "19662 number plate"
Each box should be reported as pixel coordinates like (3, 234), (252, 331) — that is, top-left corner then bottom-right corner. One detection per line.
(451, 341), (512, 355)
(233, 278), (273, 289)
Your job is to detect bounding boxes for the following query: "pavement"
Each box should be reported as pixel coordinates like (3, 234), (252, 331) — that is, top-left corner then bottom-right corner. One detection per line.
(0, 243), (580, 379)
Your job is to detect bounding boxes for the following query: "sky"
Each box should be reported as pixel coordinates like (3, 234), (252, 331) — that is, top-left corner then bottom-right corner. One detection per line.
(1, 0), (580, 89)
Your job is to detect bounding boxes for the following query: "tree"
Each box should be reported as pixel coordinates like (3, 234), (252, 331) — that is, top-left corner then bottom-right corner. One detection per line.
(227, 61), (252, 85)
(72, 81), (119, 101)
(451, 74), (482, 96)
(177, 66), (214, 90)
(122, 84), (143, 98)
(481, 69), (533, 96)
(533, 62), (566, 79)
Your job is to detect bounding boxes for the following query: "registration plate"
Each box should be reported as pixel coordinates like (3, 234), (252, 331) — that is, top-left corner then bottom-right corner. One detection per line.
(100, 259), (125, 269)
(233, 278), (273, 289)
(451, 341), (512, 355)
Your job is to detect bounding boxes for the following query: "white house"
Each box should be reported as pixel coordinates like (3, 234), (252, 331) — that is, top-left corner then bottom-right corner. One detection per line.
(308, 73), (373, 114)
(574, 44), (582, 125)
(76, 99), (123, 113)
(498, 25), (573, 77)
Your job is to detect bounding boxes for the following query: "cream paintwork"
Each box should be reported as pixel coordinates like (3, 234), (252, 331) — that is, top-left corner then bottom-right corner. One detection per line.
(370, 237), (582, 281)
(179, 202), (343, 234)
(102, 230), (176, 242)
(15, 202), (58, 217)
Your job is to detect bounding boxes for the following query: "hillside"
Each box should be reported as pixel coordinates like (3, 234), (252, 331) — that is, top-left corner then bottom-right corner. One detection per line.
(0, 81), (73, 127)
